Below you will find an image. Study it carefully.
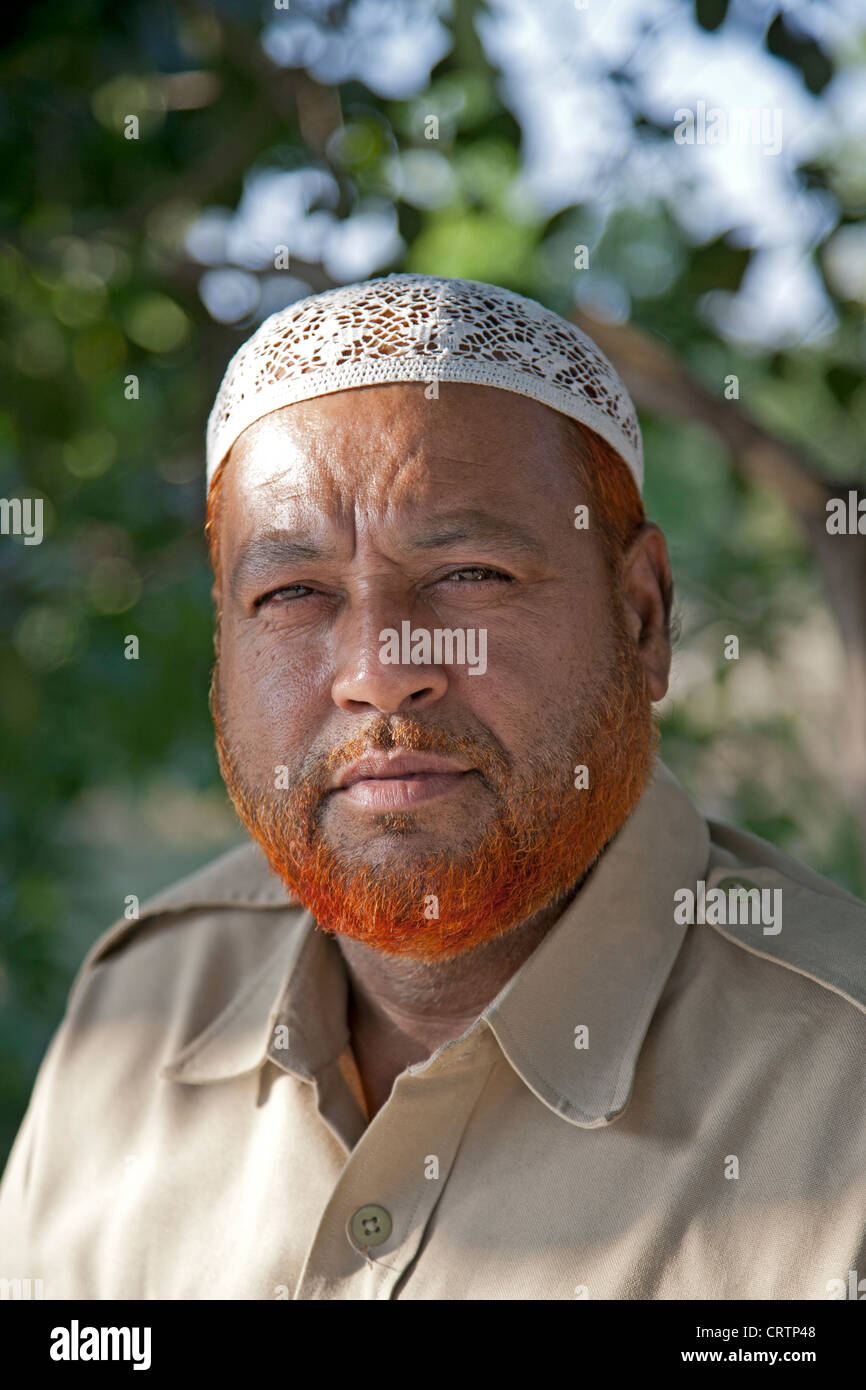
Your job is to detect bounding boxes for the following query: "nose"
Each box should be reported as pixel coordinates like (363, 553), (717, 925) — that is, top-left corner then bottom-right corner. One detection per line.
(331, 601), (449, 715)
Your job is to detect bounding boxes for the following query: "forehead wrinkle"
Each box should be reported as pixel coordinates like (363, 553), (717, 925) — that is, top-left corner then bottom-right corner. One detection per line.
(252, 470), (302, 493)
(234, 414), (553, 557)
(280, 441), (430, 540)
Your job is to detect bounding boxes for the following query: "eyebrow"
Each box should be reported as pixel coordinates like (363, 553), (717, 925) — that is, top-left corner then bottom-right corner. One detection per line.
(230, 535), (335, 600)
(229, 508), (546, 599)
(405, 508), (546, 559)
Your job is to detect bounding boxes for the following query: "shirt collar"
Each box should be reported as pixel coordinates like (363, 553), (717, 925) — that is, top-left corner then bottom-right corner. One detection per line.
(161, 761), (710, 1126)
(480, 759), (710, 1126)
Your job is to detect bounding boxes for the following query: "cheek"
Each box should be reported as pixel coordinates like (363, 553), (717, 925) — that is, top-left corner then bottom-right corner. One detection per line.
(494, 579), (610, 690)
(218, 619), (331, 768)
(447, 594), (607, 754)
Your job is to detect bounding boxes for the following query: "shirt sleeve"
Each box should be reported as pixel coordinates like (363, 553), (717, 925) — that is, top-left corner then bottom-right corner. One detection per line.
(0, 1024), (67, 1282)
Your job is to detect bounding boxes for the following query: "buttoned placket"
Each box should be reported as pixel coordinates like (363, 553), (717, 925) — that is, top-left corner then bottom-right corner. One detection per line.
(286, 1021), (502, 1299)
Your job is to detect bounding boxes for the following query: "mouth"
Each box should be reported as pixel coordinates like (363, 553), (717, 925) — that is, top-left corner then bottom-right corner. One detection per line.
(330, 751), (476, 810)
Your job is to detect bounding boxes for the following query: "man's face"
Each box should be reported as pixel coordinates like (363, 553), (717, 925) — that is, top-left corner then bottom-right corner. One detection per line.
(211, 381), (658, 960)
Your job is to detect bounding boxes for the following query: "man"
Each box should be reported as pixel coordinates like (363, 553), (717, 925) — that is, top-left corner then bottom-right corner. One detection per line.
(1, 273), (864, 1300)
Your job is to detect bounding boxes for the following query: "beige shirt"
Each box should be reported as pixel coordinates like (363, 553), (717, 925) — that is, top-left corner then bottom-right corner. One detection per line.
(2, 761), (865, 1300)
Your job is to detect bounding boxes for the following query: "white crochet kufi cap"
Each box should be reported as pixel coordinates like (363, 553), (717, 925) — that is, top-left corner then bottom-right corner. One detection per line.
(206, 273), (643, 492)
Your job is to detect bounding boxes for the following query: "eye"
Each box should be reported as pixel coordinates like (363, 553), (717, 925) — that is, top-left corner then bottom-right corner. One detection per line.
(438, 566), (512, 584)
(254, 583), (315, 608)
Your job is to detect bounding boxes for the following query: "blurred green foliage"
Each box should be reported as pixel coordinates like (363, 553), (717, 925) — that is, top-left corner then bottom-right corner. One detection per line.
(1, 0), (865, 1161)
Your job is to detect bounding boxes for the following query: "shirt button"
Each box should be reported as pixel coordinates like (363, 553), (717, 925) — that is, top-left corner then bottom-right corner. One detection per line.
(348, 1204), (392, 1250)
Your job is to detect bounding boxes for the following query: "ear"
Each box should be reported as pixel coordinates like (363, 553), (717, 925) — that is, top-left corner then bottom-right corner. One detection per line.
(619, 522), (672, 702)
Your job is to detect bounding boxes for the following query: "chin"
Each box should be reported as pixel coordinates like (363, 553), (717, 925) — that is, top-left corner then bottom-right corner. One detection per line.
(325, 828), (474, 871)
(323, 802), (490, 849)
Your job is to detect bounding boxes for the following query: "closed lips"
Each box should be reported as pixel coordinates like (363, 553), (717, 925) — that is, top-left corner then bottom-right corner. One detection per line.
(333, 754), (472, 788)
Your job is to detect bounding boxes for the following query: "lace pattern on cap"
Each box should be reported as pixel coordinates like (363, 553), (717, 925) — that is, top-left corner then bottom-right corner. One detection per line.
(206, 273), (643, 491)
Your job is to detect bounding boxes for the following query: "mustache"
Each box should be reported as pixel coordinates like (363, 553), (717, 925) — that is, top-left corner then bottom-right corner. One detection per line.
(316, 715), (509, 796)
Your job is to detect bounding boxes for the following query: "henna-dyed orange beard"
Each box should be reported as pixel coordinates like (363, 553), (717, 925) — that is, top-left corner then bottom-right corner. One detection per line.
(213, 611), (657, 962)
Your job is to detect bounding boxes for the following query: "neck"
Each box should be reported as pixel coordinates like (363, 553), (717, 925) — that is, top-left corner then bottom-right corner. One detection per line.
(337, 877), (584, 1059)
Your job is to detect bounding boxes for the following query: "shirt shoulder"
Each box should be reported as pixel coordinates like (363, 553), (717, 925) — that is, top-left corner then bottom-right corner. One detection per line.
(77, 839), (301, 974)
(39, 840), (312, 1095)
(701, 812), (866, 1019)
(56, 840), (309, 1052)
